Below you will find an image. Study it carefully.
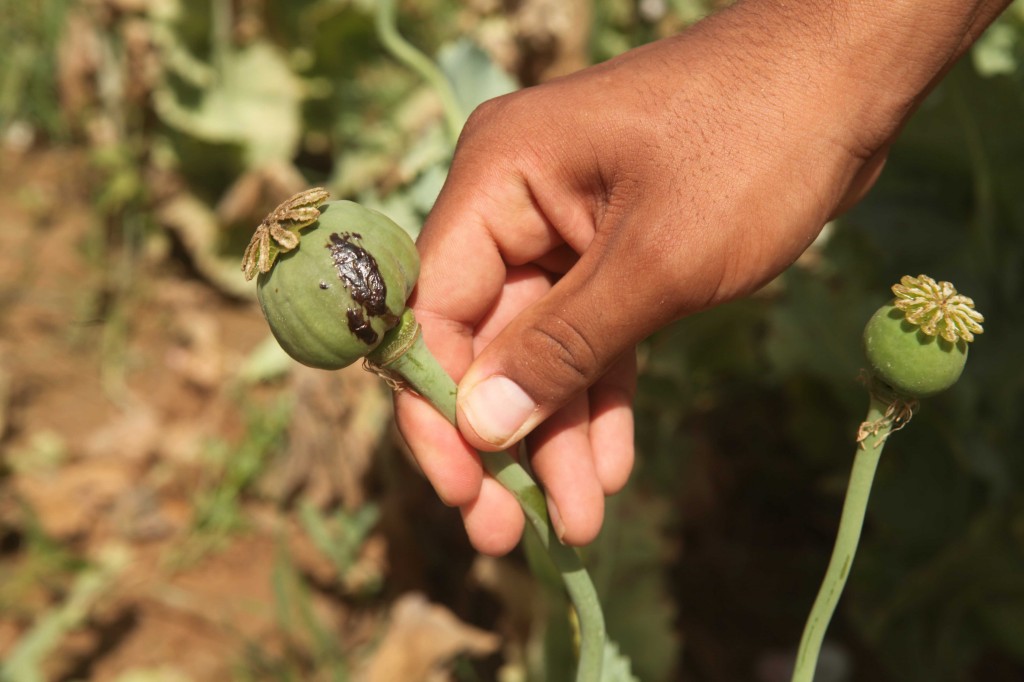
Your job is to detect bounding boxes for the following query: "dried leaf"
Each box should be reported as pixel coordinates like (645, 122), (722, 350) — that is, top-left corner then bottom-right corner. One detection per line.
(83, 404), (161, 462)
(361, 593), (500, 682)
(13, 460), (134, 539)
(258, 364), (390, 508)
(56, 10), (103, 126)
(155, 192), (251, 299)
(215, 162), (309, 227)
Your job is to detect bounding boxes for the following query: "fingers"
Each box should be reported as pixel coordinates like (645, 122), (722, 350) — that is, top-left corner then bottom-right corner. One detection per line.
(588, 350), (637, 495)
(527, 394), (605, 545)
(411, 122), (566, 352)
(398, 353), (637, 549)
(526, 350), (636, 545)
(459, 373), (635, 552)
(394, 385), (526, 556)
(394, 390), (482, 507)
(460, 475), (525, 556)
(455, 232), (659, 453)
(396, 91), (646, 552)
(400, 261), (636, 550)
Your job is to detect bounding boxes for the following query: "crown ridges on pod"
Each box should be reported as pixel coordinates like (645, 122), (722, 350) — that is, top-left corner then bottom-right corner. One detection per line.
(891, 274), (985, 344)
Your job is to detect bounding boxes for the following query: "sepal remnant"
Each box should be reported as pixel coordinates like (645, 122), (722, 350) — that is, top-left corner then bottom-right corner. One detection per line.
(242, 187), (331, 281)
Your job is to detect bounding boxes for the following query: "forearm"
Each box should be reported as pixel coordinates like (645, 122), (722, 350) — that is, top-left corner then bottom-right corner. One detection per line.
(821, 0), (1012, 71)
(731, 0), (1013, 144)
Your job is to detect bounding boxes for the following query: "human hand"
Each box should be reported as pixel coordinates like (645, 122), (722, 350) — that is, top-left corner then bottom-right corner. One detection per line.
(393, 0), (1010, 555)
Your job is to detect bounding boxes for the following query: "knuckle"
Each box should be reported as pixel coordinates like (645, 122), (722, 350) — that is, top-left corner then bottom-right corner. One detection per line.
(454, 94), (534, 173)
(521, 313), (601, 394)
(462, 97), (500, 132)
(460, 89), (541, 153)
(461, 93), (518, 140)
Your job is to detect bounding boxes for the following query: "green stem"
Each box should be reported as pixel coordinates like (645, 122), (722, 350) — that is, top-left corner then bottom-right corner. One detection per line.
(368, 311), (606, 682)
(791, 391), (894, 682)
(375, 0), (465, 146)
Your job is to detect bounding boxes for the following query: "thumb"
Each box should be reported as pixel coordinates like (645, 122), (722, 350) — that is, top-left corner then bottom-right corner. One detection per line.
(455, 248), (658, 451)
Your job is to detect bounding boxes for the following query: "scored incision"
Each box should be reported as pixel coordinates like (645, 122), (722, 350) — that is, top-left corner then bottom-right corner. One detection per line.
(327, 231), (389, 345)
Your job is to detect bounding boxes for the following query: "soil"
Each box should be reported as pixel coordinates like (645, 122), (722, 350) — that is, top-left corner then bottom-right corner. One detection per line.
(0, 148), (495, 681)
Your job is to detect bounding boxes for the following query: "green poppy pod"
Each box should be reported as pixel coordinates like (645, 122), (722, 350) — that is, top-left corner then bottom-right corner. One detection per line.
(863, 275), (985, 398)
(863, 303), (968, 398)
(256, 201), (419, 369)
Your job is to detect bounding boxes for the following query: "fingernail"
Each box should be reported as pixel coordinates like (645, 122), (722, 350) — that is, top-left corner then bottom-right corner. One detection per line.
(547, 497), (567, 543)
(460, 376), (536, 446)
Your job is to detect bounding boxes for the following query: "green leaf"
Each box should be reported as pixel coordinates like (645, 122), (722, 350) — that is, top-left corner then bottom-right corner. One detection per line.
(297, 501), (380, 580)
(1, 546), (130, 682)
(236, 334), (297, 385)
(590, 493), (679, 682)
(764, 268), (871, 397)
(154, 40), (305, 167)
(438, 38), (518, 115)
(972, 23), (1019, 77)
(601, 640), (641, 682)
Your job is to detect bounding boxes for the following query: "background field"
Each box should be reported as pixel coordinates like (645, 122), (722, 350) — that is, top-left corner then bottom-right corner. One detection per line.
(2, 1), (1024, 680)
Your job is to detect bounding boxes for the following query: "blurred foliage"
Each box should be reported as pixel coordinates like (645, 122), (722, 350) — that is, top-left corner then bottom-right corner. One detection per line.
(0, 0), (72, 139)
(191, 396), (292, 542)
(634, 4), (1024, 678)
(298, 500), (383, 595)
(2, 0), (1024, 681)
(259, 541), (351, 681)
(1, 545), (129, 682)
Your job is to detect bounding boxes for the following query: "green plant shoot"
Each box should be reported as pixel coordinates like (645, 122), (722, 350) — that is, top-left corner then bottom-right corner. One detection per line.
(791, 274), (985, 682)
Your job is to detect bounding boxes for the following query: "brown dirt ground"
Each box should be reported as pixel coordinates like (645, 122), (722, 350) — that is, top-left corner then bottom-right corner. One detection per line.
(0, 148), (499, 681)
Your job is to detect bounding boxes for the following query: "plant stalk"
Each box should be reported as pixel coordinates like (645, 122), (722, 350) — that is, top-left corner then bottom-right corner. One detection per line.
(791, 391), (894, 682)
(375, 0), (465, 146)
(368, 310), (606, 682)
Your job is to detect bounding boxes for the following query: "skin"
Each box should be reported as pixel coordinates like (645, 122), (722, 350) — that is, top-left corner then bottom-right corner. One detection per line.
(393, 0), (1012, 556)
